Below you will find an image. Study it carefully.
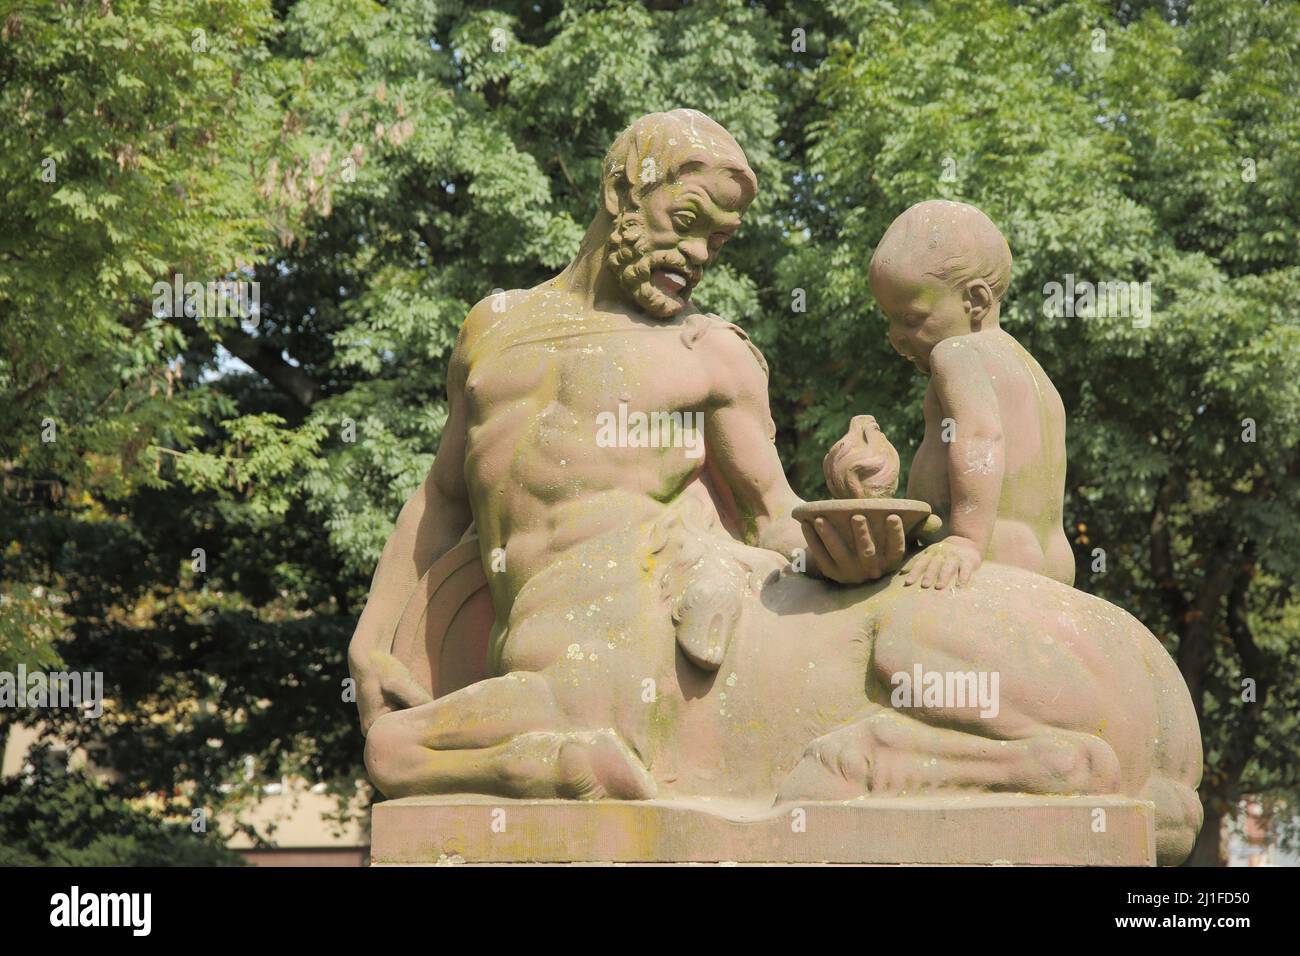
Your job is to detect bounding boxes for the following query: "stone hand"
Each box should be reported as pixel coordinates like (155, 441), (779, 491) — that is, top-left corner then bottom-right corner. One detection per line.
(804, 512), (906, 584)
(355, 648), (434, 735)
(903, 535), (982, 589)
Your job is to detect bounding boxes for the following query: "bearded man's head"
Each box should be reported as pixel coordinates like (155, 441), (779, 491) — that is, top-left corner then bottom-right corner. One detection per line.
(600, 110), (757, 319)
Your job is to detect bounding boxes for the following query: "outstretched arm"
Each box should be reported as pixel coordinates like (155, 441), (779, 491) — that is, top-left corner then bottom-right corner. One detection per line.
(703, 324), (905, 583)
(348, 332), (474, 733)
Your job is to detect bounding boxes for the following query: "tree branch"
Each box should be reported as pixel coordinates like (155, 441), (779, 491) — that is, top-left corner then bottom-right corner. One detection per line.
(216, 327), (322, 409)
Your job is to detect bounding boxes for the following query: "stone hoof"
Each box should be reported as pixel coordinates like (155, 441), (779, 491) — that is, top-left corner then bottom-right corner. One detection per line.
(1021, 730), (1122, 795)
(557, 730), (658, 801)
(775, 725), (876, 803)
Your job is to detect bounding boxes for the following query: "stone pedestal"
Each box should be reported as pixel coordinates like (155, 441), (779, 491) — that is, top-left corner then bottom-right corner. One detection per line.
(370, 794), (1156, 866)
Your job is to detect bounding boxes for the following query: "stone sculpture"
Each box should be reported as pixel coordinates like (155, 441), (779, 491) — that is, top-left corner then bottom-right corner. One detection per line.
(870, 199), (1074, 589)
(348, 109), (1202, 865)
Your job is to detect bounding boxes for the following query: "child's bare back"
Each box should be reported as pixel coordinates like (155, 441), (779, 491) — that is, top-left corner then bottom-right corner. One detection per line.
(908, 328), (1074, 585)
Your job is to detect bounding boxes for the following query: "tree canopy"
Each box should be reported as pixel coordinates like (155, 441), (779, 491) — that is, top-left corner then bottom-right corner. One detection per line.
(2, 0), (1296, 865)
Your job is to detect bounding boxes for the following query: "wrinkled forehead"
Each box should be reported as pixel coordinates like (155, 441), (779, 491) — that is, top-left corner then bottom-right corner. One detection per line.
(665, 163), (753, 217)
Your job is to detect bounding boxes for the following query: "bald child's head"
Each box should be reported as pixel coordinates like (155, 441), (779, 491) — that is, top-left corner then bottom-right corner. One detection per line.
(868, 200), (1012, 373)
(869, 200), (1012, 300)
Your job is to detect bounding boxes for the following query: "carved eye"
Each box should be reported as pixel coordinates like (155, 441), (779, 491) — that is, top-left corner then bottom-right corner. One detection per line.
(672, 211), (696, 231)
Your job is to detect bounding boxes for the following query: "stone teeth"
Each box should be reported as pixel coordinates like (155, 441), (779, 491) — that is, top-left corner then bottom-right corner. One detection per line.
(662, 271), (687, 289)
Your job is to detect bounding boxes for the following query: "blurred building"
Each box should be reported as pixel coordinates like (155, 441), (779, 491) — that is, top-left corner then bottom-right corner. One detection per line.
(1227, 798), (1300, 867)
(2, 722), (369, 866)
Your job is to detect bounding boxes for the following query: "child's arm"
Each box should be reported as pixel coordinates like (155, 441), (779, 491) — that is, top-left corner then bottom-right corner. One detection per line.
(904, 340), (1004, 589)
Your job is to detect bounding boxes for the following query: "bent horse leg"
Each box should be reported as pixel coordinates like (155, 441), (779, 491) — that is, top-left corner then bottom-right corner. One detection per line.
(777, 704), (1121, 801)
(364, 671), (656, 800)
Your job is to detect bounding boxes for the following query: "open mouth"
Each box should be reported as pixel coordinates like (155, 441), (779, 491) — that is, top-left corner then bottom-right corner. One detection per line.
(651, 268), (693, 301)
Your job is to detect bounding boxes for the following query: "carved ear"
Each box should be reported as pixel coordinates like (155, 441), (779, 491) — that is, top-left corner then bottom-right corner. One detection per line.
(603, 137), (641, 217)
(602, 170), (625, 218)
(965, 279), (994, 329)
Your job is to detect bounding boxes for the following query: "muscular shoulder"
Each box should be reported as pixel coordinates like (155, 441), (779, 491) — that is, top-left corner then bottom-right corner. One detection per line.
(679, 312), (770, 394)
(680, 312), (776, 440)
(450, 288), (532, 379)
(459, 289), (529, 348)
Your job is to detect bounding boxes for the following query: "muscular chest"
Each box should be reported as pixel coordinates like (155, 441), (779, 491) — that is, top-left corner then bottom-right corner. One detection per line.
(464, 316), (711, 424)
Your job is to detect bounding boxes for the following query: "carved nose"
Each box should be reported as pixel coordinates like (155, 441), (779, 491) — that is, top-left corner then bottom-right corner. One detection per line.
(680, 239), (709, 266)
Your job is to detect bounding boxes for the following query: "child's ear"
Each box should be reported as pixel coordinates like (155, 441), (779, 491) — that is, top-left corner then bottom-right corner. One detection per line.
(964, 279), (994, 330)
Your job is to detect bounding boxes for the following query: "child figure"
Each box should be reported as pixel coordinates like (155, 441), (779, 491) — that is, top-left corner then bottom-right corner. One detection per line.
(867, 199), (1074, 589)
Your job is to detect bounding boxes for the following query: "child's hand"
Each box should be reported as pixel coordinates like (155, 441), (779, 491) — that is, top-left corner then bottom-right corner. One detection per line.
(902, 536), (982, 589)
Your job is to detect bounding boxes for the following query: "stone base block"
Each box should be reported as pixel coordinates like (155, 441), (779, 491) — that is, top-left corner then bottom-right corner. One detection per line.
(371, 794), (1155, 866)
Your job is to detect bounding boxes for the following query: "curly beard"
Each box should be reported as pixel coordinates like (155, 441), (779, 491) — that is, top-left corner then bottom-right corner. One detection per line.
(606, 206), (694, 320)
